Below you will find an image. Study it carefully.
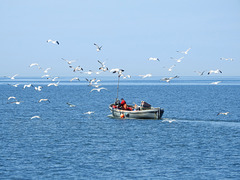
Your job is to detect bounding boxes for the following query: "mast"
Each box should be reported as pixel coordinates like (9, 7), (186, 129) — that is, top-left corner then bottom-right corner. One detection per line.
(116, 74), (120, 100)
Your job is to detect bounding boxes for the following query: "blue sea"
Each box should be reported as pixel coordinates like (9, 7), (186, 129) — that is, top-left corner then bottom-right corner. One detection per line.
(0, 76), (240, 179)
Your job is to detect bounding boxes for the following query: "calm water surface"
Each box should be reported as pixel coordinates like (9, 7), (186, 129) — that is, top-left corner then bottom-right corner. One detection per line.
(0, 77), (240, 179)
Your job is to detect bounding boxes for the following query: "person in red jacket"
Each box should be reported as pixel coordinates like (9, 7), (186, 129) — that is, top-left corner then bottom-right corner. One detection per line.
(120, 98), (127, 110)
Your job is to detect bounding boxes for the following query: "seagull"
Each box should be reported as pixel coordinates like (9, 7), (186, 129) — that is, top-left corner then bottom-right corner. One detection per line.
(44, 68), (51, 74)
(84, 70), (94, 75)
(168, 65), (176, 72)
(161, 75), (179, 83)
(138, 74), (152, 78)
(194, 70), (205, 76)
(170, 57), (184, 63)
(70, 66), (83, 72)
(41, 74), (51, 78)
(34, 86), (43, 91)
(23, 84), (33, 89)
(47, 82), (59, 87)
(8, 96), (16, 100)
(217, 112), (229, 116)
(66, 102), (76, 107)
(84, 111), (95, 115)
(86, 78), (96, 86)
(208, 69), (222, 75)
(10, 101), (22, 105)
(90, 87), (108, 93)
(220, 57), (233, 61)
(62, 58), (76, 65)
(8, 84), (20, 87)
(47, 39), (59, 45)
(38, 99), (50, 103)
(148, 57), (160, 61)
(121, 74), (131, 79)
(51, 77), (59, 81)
(210, 81), (221, 85)
(110, 68), (124, 75)
(70, 77), (80, 81)
(5, 74), (19, 79)
(31, 116), (40, 119)
(177, 47), (191, 54)
(94, 43), (102, 52)
(29, 63), (41, 69)
(162, 119), (176, 123)
(91, 84), (102, 88)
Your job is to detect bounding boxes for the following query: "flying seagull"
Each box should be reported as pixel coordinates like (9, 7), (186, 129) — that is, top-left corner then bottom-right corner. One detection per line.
(47, 82), (59, 87)
(194, 70), (205, 76)
(44, 68), (51, 74)
(94, 43), (102, 52)
(5, 74), (19, 80)
(29, 63), (41, 69)
(62, 58), (76, 65)
(70, 77), (80, 81)
(138, 74), (152, 78)
(176, 48), (191, 55)
(23, 84), (33, 89)
(84, 111), (95, 115)
(148, 57), (160, 61)
(217, 112), (229, 116)
(34, 86), (43, 91)
(168, 65), (176, 72)
(210, 81), (221, 85)
(8, 96), (16, 100)
(220, 57), (233, 61)
(31, 116), (40, 119)
(38, 99), (50, 103)
(161, 75), (179, 83)
(8, 84), (20, 87)
(47, 39), (59, 45)
(10, 101), (22, 105)
(170, 57), (184, 63)
(110, 68), (124, 75)
(207, 69), (222, 75)
(90, 87), (108, 93)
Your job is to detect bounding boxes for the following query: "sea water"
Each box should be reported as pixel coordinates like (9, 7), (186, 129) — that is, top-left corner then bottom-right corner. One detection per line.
(0, 76), (240, 179)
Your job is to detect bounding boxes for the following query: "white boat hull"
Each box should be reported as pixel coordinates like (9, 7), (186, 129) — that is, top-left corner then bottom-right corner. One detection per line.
(109, 105), (164, 119)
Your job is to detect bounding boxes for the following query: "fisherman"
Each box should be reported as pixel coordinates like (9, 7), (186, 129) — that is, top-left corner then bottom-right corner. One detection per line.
(120, 98), (127, 110)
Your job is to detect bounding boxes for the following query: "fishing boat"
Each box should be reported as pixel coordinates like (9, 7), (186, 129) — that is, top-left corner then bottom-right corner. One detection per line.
(109, 72), (164, 119)
(109, 102), (164, 119)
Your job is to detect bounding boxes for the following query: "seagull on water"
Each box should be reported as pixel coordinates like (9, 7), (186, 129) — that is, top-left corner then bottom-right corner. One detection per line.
(38, 99), (50, 103)
(217, 112), (229, 116)
(84, 111), (95, 115)
(138, 74), (152, 78)
(210, 81), (221, 85)
(161, 75), (179, 83)
(170, 57), (184, 63)
(148, 57), (160, 61)
(47, 39), (59, 45)
(31, 116), (40, 119)
(207, 69), (222, 75)
(94, 43), (102, 52)
(90, 87), (108, 93)
(176, 48), (191, 55)
(66, 102), (76, 107)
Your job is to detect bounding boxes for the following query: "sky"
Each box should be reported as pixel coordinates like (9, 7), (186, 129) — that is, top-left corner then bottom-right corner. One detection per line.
(0, 0), (240, 77)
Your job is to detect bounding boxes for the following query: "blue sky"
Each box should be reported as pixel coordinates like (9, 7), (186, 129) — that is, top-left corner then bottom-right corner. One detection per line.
(1, 0), (240, 77)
